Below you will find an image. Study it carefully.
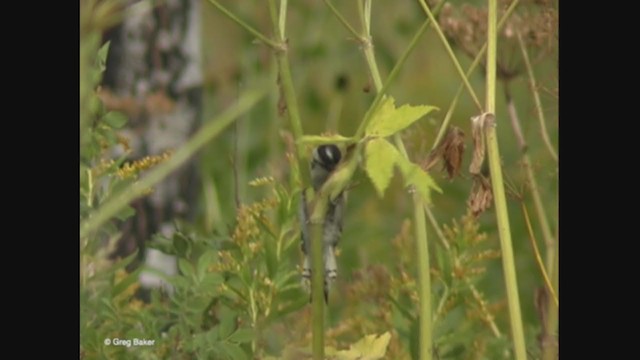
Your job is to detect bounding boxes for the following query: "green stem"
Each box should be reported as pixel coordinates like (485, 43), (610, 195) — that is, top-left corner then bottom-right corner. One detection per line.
(268, 0), (311, 187)
(310, 221), (325, 360)
(485, 0), (527, 358)
(206, 0), (281, 50)
(542, 238), (559, 360)
(323, 0), (360, 39)
(424, 205), (449, 251)
(504, 86), (556, 273)
(354, 1), (433, 357)
(521, 203), (558, 306)
(278, 0), (287, 37)
(431, 0), (520, 151)
(80, 89), (266, 237)
(353, 1), (447, 140)
(517, 32), (558, 162)
(417, 0), (482, 111)
(267, 1), (322, 357)
(413, 192), (433, 360)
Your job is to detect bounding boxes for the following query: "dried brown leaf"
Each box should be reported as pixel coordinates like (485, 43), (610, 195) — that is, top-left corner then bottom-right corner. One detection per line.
(469, 113), (495, 175)
(441, 126), (465, 179)
(468, 174), (493, 217)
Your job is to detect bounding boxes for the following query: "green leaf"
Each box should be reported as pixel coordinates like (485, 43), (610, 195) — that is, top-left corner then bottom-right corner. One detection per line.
(336, 332), (392, 360)
(265, 236), (277, 279)
(228, 328), (255, 344)
(197, 249), (217, 280)
(97, 41), (111, 71)
(387, 294), (415, 321)
(97, 250), (139, 279)
(115, 205), (135, 221)
(219, 342), (248, 360)
(199, 274), (223, 298)
(173, 232), (190, 257)
(365, 96), (438, 137)
(103, 111), (128, 129)
(111, 267), (143, 298)
(219, 308), (237, 339)
(397, 157), (442, 204)
(298, 134), (354, 145)
(364, 138), (400, 198)
(178, 258), (194, 278)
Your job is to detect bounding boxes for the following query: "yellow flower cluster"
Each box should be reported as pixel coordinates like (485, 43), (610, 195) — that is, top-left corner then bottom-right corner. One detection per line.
(248, 176), (275, 187)
(116, 150), (172, 179)
(91, 158), (115, 177)
(116, 134), (131, 152)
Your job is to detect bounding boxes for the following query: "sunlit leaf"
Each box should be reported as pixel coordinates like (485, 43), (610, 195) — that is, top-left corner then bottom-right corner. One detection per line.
(335, 332), (392, 360)
(366, 96), (438, 137)
(397, 157), (442, 203)
(364, 138), (400, 198)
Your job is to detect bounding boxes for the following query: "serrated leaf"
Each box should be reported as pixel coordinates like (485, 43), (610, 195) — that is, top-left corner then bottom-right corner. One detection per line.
(397, 157), (442, 203)
(228, 328), (255, 344)
(366, 96), (438, 137)
(103, 111), (128, 129)
(336, 332), (392, 360)
(298, 134), (354, 145)
(364, 139), (400, 198)
(219, 342), (248, 360)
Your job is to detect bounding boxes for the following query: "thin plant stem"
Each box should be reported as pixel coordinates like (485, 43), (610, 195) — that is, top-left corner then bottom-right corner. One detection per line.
(206, 0), (281, 50)
(353, 0), (447, 140)
(542, 236), (559, 360)
(517, 32), (558, 162)
(413, 191), (433, 360)
(504, 86), (556, 272)
(424, 205), (449, 251)
(521, 203), (558, 306)
(466, 278), (502, 338)
(485, 0), (527, 358)
(359, 0), (383, 92)
(417, 0), (482, 111)
(352, 1), (433, 357)
(505, 84), (527, 152)
(431, 0), (520, 151)
(80, 89), (266, 237)
(310, 221), (325, 360)
(323, 0), (360, 40)
(266, 1), (324, 357)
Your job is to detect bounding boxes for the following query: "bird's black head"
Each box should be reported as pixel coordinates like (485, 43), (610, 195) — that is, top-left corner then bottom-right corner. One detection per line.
(313, 144), (342, 172)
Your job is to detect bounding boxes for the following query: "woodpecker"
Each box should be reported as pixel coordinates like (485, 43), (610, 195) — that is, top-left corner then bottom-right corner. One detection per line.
(299, 144), (345, 303)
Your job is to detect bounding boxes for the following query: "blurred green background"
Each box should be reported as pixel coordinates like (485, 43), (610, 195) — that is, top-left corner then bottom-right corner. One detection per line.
(81, 0), (557, 358)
